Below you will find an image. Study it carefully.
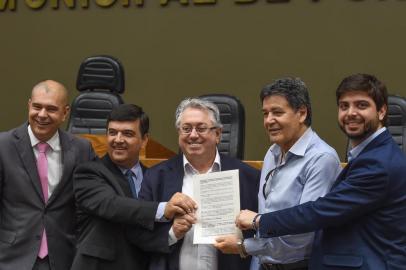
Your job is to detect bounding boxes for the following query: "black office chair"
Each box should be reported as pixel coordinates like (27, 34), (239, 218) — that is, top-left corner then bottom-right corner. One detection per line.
(387, 95), (406, 154)
(67, 55), (125, 134)
(200, 94), (245, 159)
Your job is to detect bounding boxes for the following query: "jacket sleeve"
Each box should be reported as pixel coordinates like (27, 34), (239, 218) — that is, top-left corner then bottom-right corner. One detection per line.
(259, 157), (389, 237)
(127, 167), (175, 253)
(238, 164), (260, 239)
(74, 161), (159, 230)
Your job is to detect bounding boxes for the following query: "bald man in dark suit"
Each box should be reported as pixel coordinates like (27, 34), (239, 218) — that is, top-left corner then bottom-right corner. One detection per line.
(0, 80), (96, 270)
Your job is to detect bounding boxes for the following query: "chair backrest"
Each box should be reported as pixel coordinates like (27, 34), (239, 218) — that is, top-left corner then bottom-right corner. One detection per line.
(387, 95), (406, 154)
(67, 55), (125, 134)
(200, 94), (245, 159)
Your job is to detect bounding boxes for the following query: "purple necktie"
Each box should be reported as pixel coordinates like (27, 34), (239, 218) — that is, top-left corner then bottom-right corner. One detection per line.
(36, 142), (49, 259)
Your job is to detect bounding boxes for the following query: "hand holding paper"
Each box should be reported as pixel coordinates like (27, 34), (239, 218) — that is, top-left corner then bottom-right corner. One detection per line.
(214, 234), (239, 254)
(165, 192), (198, 219)
(173, 213), (196, 239)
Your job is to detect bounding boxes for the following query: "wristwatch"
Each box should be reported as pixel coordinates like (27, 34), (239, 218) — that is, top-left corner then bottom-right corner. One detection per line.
(236, 239), (249, 258)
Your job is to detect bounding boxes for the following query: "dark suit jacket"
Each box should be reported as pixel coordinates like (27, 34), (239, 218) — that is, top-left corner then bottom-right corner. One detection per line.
(259, 130), (406, 270)
(71, 154), (160, 270)
(137, 154), (260, 270)
(0, 123), (95, 270)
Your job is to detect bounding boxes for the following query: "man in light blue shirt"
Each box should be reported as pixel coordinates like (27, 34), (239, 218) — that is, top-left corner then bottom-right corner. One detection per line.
(215, 77), (341, 270)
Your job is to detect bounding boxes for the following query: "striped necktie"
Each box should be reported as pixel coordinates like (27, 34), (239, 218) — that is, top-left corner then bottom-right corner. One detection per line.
(125, 170), (138, 198)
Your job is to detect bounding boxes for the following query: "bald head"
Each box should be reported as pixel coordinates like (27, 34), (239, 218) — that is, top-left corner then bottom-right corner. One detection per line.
(28, 80), (70, 142)
(31, 80), (69, 107)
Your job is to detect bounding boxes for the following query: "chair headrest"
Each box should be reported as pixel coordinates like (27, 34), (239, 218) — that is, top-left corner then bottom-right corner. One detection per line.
(388, 95), (406, 126)
(76, 55), (125, 94)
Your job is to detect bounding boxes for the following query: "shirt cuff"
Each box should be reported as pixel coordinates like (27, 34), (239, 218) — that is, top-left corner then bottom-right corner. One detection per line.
(168, 226), (179, 246)
(155, 202), (170, 222)
(243, 237), (255, 255)
(243, 236), (269, 256)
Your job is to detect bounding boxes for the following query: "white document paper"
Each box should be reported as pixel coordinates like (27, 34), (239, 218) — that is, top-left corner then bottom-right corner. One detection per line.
(193, 169), (240, 244)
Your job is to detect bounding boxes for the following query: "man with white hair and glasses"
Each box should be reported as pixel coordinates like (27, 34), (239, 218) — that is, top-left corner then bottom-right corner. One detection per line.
(138, 97), (260, 270)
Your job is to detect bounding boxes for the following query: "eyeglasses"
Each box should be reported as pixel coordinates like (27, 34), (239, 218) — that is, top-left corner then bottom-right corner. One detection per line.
(179, 125), (217, 135)
(262, 168), (276, 199)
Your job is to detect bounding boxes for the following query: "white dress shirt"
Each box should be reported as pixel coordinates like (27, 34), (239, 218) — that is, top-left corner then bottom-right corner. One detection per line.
(28, 125), (63, 198)
(169, 151), (221, 270)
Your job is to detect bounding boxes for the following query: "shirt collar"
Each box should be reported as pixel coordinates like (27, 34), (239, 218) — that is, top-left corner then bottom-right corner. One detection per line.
(183, 149), (221, 176)
(28, 125), (61, 151)
(119, 161), (142, 178)
(348, 127), (386, 161)
(269, 127), (313, 158)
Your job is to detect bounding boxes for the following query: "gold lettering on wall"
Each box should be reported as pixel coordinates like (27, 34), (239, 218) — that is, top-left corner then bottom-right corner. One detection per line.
(78, 0), (89, 8)
(0, 0), (16, 10)
(160, 0), (188, 6)
(194, 0), (216, 4)
(0, 0), (403, 12)
(121, 0), (143, 7)
(160, 0), (216, 5)
(25, 0), (46, 9)
(95, 0), (115, 7)
(50, 0), (75, 8)
(234, 0), (256, 3)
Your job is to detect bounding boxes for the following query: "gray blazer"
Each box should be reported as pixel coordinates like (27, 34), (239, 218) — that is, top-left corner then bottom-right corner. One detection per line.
(0, 123), (95, 270)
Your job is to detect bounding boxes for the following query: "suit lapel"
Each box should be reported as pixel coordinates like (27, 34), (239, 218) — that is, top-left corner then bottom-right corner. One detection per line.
(219, 154), (232, 171)
(331, 130), (392, 190)
(13, 124), (44, 201)
(331, 161), (352, 189)
(359, 129), (391, 155)
(101, 154), (131, 197)
(164, 155), (184, 200)
(47, 130), (75, 204)
(140, 162), (147, 175)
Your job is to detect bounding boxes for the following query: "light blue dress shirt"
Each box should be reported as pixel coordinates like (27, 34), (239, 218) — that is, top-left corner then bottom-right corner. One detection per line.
(245, 128), (342, 269)
(120, 162), (170, 222)
(119, 161), (143, 197)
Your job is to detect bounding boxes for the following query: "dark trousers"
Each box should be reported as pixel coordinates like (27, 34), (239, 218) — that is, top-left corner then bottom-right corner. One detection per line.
(33, 257), (50, 270)
(260, 267), (307, 270)
(260, 260), (308, 270)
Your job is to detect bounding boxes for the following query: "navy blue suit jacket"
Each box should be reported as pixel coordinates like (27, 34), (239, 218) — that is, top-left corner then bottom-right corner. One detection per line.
(138, 154), (260, 270)
(259, 130), (406, 270)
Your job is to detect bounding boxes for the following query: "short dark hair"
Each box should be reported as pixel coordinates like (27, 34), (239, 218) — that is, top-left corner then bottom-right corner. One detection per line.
(260, 77), (312, 126)
(336, 73), (388, 124)
(107, 104), (149, 136)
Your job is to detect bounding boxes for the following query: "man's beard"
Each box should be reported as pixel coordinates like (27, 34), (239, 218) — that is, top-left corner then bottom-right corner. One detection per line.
(339, 119), (378, 143)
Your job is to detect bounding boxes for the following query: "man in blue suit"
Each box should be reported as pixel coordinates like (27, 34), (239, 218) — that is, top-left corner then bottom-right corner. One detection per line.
(138, 98), (260, 270)
(236, 73), (406, 270)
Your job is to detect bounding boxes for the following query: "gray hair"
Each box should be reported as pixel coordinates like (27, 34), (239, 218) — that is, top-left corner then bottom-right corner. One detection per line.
(175, 98), (223, 129)
(260, 77), (312, 126)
